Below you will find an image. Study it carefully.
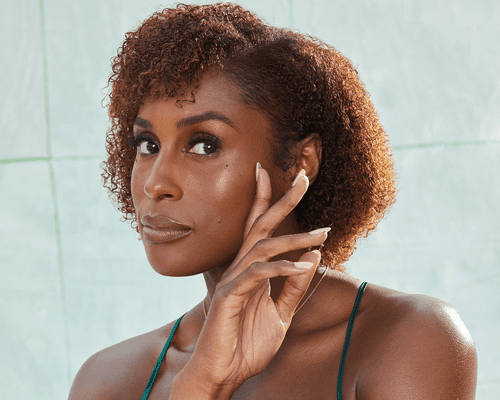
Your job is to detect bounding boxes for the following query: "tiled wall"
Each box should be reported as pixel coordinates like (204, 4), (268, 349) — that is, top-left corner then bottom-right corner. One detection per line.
(1, 0), (498, 398)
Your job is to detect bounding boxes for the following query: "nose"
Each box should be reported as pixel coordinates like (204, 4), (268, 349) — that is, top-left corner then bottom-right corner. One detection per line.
(143, 153), (183, 201)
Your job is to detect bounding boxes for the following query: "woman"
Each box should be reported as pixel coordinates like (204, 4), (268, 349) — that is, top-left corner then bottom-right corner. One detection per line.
(69, 3), (477, 399)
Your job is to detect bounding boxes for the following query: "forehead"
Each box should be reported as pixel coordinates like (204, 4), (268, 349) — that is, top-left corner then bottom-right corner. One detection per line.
(137, 73), (272, 135)
(177, 73), (244, 113)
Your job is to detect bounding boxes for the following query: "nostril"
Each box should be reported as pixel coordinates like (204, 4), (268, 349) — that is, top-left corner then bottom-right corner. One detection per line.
(157, 193), (175, 200)
(143, 177), (182, 201)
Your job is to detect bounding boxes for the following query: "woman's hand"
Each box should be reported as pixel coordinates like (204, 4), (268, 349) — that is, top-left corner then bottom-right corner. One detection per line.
(170, 165), (329, 399)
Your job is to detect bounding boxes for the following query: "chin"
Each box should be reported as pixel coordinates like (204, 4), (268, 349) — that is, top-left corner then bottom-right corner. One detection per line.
(145, 252), (199, 277)
(150, 260), (203, 277)
(145, 246), (237, 278)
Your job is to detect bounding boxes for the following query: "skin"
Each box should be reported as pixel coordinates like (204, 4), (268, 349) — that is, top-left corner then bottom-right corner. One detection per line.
(68, 73), (477, 399)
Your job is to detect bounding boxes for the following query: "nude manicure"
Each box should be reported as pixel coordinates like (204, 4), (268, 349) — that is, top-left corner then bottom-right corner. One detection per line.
(309, 227), (331, 235)
(256, 162), (261, 182)
(294, 261), (314, 269)
(292, 169), (306, 187)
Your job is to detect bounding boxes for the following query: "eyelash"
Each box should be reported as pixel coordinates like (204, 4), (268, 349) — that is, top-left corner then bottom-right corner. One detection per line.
(187, 133), (221, 155)
(128, 132), (221, 156)
(128, 133), (158, 155)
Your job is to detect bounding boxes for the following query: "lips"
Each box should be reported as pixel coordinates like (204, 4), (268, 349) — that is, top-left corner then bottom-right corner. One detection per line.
(141, 214), (192, 243)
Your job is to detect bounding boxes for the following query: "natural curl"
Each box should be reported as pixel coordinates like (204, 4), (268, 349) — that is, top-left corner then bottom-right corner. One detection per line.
(102, 3), (397, 270)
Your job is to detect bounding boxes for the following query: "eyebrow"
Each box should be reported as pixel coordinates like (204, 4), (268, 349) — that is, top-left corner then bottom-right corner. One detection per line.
(134, 111), (237, 132)
(133, 117), (152, 129)
(176, 111), (236, 130)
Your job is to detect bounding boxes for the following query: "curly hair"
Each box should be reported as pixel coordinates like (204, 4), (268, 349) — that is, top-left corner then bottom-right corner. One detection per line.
(102, 2), (397, 270)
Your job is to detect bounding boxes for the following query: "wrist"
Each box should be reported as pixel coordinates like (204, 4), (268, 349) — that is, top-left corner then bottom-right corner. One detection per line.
(170, 362), (238, 400)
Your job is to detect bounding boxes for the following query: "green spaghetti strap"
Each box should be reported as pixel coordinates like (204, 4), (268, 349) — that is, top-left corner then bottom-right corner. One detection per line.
(141, 315), (184, 400)
(337, 282), (367, 400)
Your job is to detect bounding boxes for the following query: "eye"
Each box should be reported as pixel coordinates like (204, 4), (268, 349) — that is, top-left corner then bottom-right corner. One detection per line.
(129, 133), (159, 156)
(138, 140), (158, 155)
(187, 134), (220, 156)
(189, 142), (217, 155)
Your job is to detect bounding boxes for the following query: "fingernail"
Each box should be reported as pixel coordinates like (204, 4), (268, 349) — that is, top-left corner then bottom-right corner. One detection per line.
(256, 162), (261, 182)
(309, 227), (331, 235)
(292, 169), (306, 187)
(312, 250), (321, 257)
(294, 261), (314, 269)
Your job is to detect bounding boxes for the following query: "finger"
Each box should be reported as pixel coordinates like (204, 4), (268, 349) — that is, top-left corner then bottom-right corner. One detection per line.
(244, 163), (272, 238)
(243, 169), (309, 245)
(276, 250), (321, 325)
(216, 260), (316, 301)
(222, 227), (329, 283)
(227, 169), (310, 275)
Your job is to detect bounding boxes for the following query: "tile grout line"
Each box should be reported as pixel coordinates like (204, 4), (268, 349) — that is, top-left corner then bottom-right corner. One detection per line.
(0, 156), (50, 164)
(0, 155), (103, 165)
(39, 0), (72, 385)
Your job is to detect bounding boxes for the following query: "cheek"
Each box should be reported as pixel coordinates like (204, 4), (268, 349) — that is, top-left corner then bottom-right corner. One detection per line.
(204, 164), (255, 230)
(130, 163), (142, 205)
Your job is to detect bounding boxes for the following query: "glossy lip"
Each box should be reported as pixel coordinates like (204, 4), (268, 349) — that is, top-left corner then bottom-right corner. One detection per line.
(141, 214), (192, 244)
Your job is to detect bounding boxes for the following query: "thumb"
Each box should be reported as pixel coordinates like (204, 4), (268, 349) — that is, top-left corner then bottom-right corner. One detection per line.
(276, 250), (322, 325)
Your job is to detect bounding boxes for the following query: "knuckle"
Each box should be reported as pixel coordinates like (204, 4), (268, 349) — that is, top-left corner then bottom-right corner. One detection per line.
(257, 192), (272, 203)
(254, 238), (271, 252)
(247, 262), (260, 275)
(285, 198), (297, 209)
(252, 216), (275, 237)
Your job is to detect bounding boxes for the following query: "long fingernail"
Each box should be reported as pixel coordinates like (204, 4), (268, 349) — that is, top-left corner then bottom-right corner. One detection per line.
(309, 227), (331, 235)
(292, 169), (306, 187)
(294, 261), (314, 269)
(256, 162), (261, 182)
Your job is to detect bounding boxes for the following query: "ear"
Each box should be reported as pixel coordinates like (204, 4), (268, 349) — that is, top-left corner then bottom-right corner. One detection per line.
(291, 133), (322, 185)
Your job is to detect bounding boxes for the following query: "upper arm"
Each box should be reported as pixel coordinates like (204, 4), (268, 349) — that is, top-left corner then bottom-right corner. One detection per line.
(360, 297), (477, 400)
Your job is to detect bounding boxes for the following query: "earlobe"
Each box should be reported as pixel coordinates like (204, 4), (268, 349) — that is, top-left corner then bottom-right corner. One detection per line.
(294, 133), (322, 185)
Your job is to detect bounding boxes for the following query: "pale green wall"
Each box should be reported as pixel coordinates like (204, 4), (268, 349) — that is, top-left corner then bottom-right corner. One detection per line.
(1, 0), (498, 398)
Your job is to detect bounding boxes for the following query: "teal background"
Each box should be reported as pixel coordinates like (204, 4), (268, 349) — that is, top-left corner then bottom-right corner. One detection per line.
(1, 0), (499, 398)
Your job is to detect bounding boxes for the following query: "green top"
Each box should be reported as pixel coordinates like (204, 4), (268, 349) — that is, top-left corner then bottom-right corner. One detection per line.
(337, 281), (368, 400)
(140, 315), (184, 400)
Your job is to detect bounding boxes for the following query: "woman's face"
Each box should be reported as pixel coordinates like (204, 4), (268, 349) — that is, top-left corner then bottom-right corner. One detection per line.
(131, 73), (293, 276)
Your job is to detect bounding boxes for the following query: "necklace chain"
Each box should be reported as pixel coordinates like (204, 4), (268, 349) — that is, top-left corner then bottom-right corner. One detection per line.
(293, 263), (328, 315)
(202, 264), (328, 318)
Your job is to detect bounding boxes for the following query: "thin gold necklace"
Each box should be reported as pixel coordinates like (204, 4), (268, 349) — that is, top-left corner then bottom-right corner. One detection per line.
(293, 264), (328, 315)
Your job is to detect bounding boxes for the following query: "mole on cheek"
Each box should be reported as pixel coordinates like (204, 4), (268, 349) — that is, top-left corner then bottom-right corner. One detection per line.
(217, 219), (222, 224)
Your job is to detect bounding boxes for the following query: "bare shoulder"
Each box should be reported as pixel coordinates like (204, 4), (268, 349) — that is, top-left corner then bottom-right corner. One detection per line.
(363, 284), (475, 345)
(356, 284), (477, 399)
(68, 321), (177, 400)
